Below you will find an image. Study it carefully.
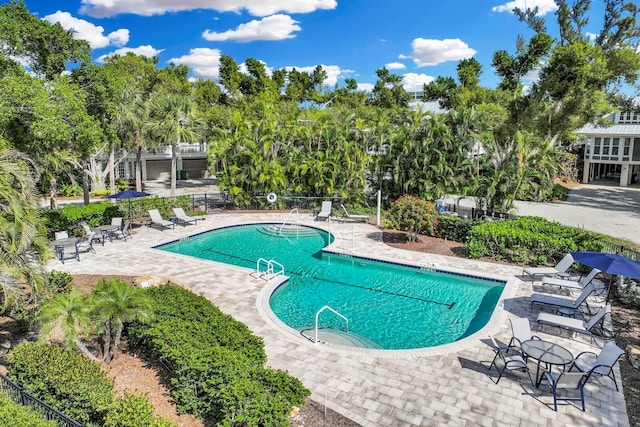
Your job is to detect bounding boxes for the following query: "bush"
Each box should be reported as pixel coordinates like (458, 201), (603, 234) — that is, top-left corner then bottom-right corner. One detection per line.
(42, 202), (123, 238)
(104, 392), (177, 427)
(8, 343), (114, 426)
(90, 189), (110, 197)
(433, 216), (478, 242)
(128, 285), (309, 425)
(385, 195), (438, 242)
(0, 393), (57, 427)
(58, 183), (82, 198)
(464, 216), (603, 264)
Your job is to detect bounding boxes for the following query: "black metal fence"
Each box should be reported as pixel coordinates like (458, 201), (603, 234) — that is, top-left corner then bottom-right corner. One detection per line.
(0, 372), (83, 427)
(439, 202), (518, 220)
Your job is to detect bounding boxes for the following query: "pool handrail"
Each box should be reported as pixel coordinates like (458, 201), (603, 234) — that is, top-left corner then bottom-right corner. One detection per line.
(278, 208), (299, 234)
(315, 305), (349, 344)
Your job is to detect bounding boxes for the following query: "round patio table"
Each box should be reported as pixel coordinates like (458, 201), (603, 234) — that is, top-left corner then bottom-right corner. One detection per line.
(93, 224), (120, 245)
(521, 339), (574, 387)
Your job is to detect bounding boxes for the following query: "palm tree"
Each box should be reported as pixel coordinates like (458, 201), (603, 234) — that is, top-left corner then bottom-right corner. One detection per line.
(0, 150), (50, 312)
(147, 94), (202, 197)
(34, 290), (99, 362)
(90, 278), (152, 364)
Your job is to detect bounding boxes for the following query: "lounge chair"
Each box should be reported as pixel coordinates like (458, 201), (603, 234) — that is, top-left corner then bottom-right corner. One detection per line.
(340, 205), (369, 223)
(148, 209), (175, 231)
(523, 254), (574, 282)
(542, 371), (589, 411)
(110, 220), (131, 240)
(536, 304), (611, 337)
(316, 201), (332, 221)
(540, 268), (601, 292)
(488, 336), (534, 386)
(172, 207), (198, 227)
(570, 341), (625, 391)
(530, 282), (598, 312)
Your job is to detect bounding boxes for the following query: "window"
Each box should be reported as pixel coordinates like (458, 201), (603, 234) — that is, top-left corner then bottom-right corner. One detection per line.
(624, 138), (631, 156)
(602, 137), (610, 155)
(612, 138), (619, 156)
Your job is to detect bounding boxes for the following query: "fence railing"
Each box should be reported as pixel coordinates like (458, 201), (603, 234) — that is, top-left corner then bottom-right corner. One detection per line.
(0, 372), (83, 427)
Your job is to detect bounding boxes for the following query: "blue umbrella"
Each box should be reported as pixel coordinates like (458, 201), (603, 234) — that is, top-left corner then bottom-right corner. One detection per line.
(107, 190), (151, 222)
(570, 251), (640, 300)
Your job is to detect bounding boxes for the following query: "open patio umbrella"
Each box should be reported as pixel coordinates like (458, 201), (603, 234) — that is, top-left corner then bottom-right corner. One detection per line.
(570, 251), (640, 301)
(107, 189), (151, 222)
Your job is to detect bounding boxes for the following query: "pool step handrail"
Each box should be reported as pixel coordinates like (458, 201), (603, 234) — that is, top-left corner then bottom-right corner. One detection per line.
(278, 207), (299, 234)
(315, 305), (349, 344)
(256, 258), (284, 280)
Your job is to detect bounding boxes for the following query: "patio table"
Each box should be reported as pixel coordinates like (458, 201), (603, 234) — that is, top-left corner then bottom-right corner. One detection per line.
(521, 339), (574, 387)
(93, 224), (120, 245)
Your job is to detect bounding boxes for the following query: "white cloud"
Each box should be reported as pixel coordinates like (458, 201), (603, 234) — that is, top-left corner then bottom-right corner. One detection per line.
(586, 32), (598, 43)
(203, 14), (300, 42)
(285, 65), (343, 87)
(80, 0), (336, 18)
(385, 62), (406, 70)
(168, 48), (222, 80)
(43, 11), (129, 49)
(402, 73), (434, 92)
(492, 0), (557, 16)
(97, 45), (164, 63)
(357, 83), (374, 92)
(401, 38), (476, 67)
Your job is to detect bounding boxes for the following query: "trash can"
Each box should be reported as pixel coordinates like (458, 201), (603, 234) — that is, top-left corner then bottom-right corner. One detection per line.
(175, 170), (181, 181)
(180, 170), (188, 180)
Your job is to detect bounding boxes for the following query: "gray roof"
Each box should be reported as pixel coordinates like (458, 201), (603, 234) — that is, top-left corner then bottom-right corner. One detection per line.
(575, 123), (640, 136)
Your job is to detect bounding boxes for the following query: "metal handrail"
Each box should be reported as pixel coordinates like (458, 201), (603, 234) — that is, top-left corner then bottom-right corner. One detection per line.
(256, 258), (284, 280)
(278, 208), (299, 234)
(268, 260), (284, 278)
(315, 305), (349, 344)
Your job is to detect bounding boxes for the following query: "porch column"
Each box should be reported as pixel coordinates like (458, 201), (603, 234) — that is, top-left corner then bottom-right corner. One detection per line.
(620, 164), (631, 187)
(582, 160), (590, 184)
(141, 158), (147, 181)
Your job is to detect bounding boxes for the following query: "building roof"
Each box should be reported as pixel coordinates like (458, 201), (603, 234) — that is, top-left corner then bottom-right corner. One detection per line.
(575, 123), (640, 136)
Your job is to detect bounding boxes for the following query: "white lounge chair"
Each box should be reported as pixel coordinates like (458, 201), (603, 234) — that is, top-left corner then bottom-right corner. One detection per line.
(148, 209), (175, 231)
(530, 282), (598, 312)
(316, 201), (332, 221)
(340, 205), (369, 222)
(172, 207), (198, 227)
(536, 304), (611, 337)
(540, 268), (601, 292)
(523, 254), (574, 282)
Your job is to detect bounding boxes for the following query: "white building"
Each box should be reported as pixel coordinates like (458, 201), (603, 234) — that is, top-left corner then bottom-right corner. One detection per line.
(114, 143), (209, 181)
(576, 111), (640, 187)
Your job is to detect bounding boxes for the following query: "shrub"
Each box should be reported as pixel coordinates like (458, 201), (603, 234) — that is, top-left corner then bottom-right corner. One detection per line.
(385, 195), (438, 242)
(0, 393), (57, 427)
(42, 202), (123, 238)
(58, 183), (82, 197)
(104, 392), (177, 427)
(433, 216), (478, 242)
(128, 285), (309, 425)
(90, 189), (110, 197)
(464, 216), (603, 264)
(8, 343), (114, 426)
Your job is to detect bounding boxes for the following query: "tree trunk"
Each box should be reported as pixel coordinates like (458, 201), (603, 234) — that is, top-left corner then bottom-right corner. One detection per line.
(135, 146), (143, 192)
(170, 141), (178, 198)
(82, 157), (91, 205)
(102, 321), (112, 363)
(109, 142), (116, 195)
(107, 324), (123, 364)
(49, 177), (57, 210)
(76, 338), (100, 363)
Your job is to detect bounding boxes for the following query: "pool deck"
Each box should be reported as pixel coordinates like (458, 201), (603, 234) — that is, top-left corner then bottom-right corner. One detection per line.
(50, 212), (629, 427)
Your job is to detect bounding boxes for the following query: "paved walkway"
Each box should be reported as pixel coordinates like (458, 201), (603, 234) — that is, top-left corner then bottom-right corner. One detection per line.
(50, 213), (629, 426)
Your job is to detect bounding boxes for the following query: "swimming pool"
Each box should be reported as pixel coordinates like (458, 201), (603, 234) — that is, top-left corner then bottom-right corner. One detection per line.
(158, 224), (505, 350)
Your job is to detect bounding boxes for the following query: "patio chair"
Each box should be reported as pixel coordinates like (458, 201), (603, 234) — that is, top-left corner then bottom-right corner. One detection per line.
(110, 220), (131, 241)
(340, 205), (369, 223)
(76, 232), (96, 255)
(536, 304), (611, 338)
(111, 217), (123, 228)
(148, 209), (174, 231)
(542, 371), (589, 411)
(530, 282), (598, 312)
(54, 231), (69, 240)
(488, 336), (534, 386)
(81, 221), (104, 245)
(57, 239), (79, 264)
(523, 254), (574, 282)
(508, 317), (541, 353)
(570, 341), (625, 391)
(540, 268), (601, 292)
(172, 207), (198, 227)
(316, 201), (332, 221)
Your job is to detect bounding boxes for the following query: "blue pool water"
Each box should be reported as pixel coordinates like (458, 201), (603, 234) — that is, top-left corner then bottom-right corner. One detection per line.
(157, 224), (505, 350)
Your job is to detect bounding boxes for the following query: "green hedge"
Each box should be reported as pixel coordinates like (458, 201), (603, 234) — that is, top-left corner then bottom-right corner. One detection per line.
(464, 216), (604, 264)
(433, 216), (479, 242)
(128, 285), (309, 425)
(8, 343), (114, 426)
(103, 392), (177, 427)
(42, 202), (123, 238)
(0, 393), (57, 427)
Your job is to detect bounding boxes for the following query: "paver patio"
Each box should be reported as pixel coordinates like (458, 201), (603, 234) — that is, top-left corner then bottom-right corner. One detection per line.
(49, 212), (629, 426)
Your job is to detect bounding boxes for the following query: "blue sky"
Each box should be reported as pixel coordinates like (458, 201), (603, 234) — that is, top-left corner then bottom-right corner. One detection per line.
(13, 0), (609, 92)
